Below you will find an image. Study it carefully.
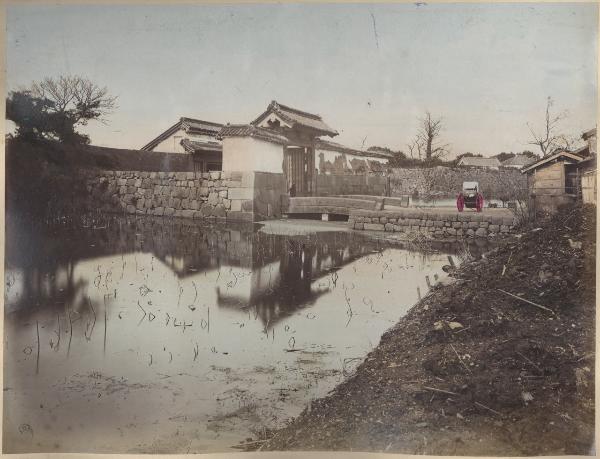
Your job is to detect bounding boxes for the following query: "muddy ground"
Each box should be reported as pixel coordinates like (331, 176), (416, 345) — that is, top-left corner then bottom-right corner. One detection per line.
(255, 205), (596, 455)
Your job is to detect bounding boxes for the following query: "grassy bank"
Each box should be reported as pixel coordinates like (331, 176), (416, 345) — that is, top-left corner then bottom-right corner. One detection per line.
(257, 204), (595, 455)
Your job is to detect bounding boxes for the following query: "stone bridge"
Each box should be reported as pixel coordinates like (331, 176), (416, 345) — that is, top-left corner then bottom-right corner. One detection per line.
(283, 195), (409, 217)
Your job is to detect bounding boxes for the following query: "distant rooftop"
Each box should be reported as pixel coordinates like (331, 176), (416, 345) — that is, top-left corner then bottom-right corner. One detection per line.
(457, 156), (501, 167)
(501, 154), (536, 167)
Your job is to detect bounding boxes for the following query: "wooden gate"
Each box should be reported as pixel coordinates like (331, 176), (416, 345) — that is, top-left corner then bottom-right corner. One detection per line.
(284, 147), (314, 197)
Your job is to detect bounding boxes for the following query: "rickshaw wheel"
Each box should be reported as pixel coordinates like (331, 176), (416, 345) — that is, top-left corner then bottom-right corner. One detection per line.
(476, 193), (484, 212)
(456, 193), (465, 212)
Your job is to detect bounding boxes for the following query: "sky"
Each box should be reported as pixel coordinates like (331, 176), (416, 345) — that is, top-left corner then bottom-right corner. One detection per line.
(6, 2), (598, 158)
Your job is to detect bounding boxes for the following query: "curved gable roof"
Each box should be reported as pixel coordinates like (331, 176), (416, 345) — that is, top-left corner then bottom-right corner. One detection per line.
(251, 101), (338, 137)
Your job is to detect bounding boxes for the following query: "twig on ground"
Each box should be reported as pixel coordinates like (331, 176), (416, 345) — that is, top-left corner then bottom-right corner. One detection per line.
(423, 386), (459, 396)
(497, 288), (556, 315)
(517, 351), (542, 372)
(450, 343), (472, 373)
(474, 401), (502, 417)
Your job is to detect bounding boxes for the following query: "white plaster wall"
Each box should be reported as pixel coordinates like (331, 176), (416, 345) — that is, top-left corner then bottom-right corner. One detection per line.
(222, 137), (284, 173)
(153, 128), (188, 153)
(315, 148), (389, 173)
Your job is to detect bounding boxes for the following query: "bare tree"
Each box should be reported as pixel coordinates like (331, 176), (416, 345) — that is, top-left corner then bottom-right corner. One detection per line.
(8, 75), (118, 144)
(527, 97), (573, 156)
(31, 75), (117, 126)
(408, 111), (450, 164)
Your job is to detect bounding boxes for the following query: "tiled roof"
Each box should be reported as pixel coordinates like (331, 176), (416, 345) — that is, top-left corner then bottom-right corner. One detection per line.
(180, 138), (222, 153)
(180, 117), (223, 135)
(501, 155), (536, 167)
(141, 117), (223, 151)
(219, 124), (289, 145)
(458, 156), (501, 167)
(316, 139), (393, 159)
(251, 101), (338, 137)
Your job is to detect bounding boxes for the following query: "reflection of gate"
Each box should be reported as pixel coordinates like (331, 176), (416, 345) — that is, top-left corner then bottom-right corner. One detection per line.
(284, 146), (314, 196)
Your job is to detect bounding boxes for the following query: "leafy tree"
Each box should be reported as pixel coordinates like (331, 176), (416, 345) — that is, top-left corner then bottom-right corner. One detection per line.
(6, 75), (117, 145)
(493, 152), (515, 163)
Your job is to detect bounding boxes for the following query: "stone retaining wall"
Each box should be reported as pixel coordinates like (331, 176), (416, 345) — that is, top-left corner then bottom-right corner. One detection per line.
(83, 169), (284, 222)
(348, 208), (519, 238)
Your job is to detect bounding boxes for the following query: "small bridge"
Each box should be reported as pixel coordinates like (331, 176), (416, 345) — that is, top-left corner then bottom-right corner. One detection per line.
(283, 195), (409, 218)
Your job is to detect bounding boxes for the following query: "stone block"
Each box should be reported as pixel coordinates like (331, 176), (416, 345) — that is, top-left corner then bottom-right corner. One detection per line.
(126, 204), (136, 214)
(434, 221), (444, 228)
(181, 209), (194, 218)
(190, 200), (200, 210)
(380, 216), (388, 224)
(208, 192), (219, 205)
(210, 171), (221, 180)
(364, 223), (385, 231)
(489, 224), (500, 233)
(223, 198), (231, 209)
(384, 223), (394, 231)
(466, 228), (475, 237)
(230, 200), (242, 212)
(199, 187), (209, 197)
(500, 225), (510, 233)
(479, 221), (489, 228)
(228, 187), (254, 200)
(446, 227), (456, 236)
(475, 227), (487, 237)
(219, 190), (228, 198)
(452, 221), (462, 229)
(354, 223), (364, 230)
(164, 207), (176, 216)
(468, 221), (479, 229)
(154, 207), (164, 216)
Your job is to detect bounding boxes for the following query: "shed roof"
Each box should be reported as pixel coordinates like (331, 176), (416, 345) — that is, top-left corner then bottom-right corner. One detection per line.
(521, 150), (585, 173)
(219, 124), (289, 145)
(251, 101), (338, 137)
(457, 156), (501, 167)
(141, 117), (223, 151)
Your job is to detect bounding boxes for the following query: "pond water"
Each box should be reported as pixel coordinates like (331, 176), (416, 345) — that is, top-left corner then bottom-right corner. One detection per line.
(4, 215), (487, 453)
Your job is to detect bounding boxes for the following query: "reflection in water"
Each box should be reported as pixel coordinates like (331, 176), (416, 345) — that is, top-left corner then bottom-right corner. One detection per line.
(4, 214), (490, 453)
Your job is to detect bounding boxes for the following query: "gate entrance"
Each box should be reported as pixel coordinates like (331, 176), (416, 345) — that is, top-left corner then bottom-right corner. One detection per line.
(284, 146), (315, 197)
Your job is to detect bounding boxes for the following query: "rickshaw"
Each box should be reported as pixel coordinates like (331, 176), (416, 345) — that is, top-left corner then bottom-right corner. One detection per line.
(457, 181), (484, 212)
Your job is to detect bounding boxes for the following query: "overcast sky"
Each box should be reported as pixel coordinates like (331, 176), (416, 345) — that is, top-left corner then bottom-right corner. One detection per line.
(6, 3), (598, 157)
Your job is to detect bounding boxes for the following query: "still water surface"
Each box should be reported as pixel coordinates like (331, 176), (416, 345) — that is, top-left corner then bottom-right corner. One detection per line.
(4, 215), (480, 453)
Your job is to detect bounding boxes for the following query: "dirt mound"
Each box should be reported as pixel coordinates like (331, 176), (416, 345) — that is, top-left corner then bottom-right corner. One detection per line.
(258, 204), (596, 455)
